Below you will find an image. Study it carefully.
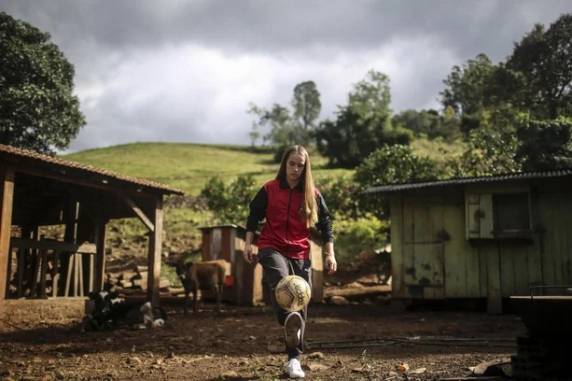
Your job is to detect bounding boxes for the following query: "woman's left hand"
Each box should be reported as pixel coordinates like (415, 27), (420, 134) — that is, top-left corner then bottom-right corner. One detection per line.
(325, 253), (337, 274)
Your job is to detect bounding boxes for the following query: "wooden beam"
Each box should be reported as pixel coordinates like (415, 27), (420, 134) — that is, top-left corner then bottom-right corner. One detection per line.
(123, 196), (154, 232)
(0, 167), (15, 300)
(147, 196), (163, 306)
(9, 238), (96, 254)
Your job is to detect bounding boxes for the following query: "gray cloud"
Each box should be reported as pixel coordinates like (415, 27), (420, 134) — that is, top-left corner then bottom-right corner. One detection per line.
(2, 0), (571, 151)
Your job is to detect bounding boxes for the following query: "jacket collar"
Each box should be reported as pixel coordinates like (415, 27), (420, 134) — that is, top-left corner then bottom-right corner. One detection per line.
(278, 176), (303, 191)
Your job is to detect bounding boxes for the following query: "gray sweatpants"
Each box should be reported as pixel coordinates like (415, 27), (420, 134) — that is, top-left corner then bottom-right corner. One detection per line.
(258, 248), (311, 358)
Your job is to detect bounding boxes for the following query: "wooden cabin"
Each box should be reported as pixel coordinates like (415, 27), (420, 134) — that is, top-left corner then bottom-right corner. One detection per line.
(368, 169), (572, 313)
(200, 224), (324, 305)
(0, 144), (183, 315)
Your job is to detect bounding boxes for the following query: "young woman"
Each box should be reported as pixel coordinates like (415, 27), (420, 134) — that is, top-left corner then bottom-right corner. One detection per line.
(244, 145), (337, 379)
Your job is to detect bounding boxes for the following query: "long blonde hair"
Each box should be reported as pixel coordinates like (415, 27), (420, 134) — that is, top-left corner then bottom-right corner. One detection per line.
(277, 145), (318, 228)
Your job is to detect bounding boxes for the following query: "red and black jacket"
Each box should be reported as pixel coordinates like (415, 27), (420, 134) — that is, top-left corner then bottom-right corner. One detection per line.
(246, 178), (333, 260)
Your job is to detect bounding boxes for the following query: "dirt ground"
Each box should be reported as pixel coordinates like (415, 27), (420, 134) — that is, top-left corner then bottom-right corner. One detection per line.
(0, 293), (526, 381)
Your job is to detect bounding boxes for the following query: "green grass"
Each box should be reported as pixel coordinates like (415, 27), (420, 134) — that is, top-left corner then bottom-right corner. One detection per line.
(64, 142), (352, 195)
(411, 137), (466, 165)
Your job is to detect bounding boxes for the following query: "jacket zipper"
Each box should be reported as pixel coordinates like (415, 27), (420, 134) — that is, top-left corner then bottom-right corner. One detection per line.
(285, 188), (292, 241)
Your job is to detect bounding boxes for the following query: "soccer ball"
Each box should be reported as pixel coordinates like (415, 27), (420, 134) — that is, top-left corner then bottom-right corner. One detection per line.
(275, 275), (311, 312)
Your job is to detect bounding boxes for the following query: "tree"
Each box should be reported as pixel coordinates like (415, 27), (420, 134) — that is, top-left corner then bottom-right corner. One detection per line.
(354, 145), (441, 216)
(450, 107), (522, 177)
(355, 145), (441, 188)
(248, 80), (320, 157)
(507, 13), (572, 118)
(349, 70), (392, 124)
(392, 108), (460, 141)
(0, 12), (85, 154)
(315, 70), (410, 167)
(440, 54), (495, 115)
(515, 117), (572, 171)
(292, 81), (321, 130)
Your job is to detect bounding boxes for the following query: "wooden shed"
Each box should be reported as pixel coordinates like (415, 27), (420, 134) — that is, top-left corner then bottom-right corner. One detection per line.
(200, 224), (324, 305)
(368, 169), (572, 313)
(0, 144), (183, 311)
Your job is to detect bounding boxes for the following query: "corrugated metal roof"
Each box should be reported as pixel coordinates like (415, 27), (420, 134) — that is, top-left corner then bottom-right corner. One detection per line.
(0, 144), (184, 195)
(366, 168), (572, 194)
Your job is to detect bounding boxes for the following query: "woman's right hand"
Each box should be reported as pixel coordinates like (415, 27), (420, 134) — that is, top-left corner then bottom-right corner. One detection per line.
(244, 242), (257, 263)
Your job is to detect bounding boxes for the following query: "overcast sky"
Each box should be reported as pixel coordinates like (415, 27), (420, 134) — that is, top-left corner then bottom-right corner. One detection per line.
(2, 1), (572, 152)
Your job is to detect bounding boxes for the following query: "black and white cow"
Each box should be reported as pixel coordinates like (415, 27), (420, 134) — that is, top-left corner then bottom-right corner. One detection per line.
(84, 291), (167, 330)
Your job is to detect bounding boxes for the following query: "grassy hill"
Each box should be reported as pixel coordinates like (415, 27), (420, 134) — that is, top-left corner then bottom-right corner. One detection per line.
(65, 142), (352, 196)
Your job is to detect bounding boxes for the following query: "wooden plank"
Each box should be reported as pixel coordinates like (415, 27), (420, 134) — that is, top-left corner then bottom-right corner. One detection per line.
(16, 246), (25, 298)
(65, 254), (73, 297)
(221, 227), (232, 262)
(52, 250), (60, 297)
(39, 250), (48, 298)
(147, 196), (163, 306)
(73, 254), (79, 297)
(95, 215), (107, 291)
(201, 230), (211, 261)
(6, 242), (13, 298)
(404, 242), (445, 287)
(310, 239), (323, 303)
(444, 201), (481, 298)
(211, 228), (222, 260)
(78, 254), (84, 296)
(537, 192), (566, 286)
(485, 247), (502, 314)
(465, 193), (480, 239)
(123, 196), (154, 232)
(389, 194), (403, 298)
(88, 253), (94, 293)
(0, 167), (15, 300)
(527, 191), (543, 288)
(499, 244), (531, 297)
(479, 194), (494, 238)
(32, 250), (41, 297)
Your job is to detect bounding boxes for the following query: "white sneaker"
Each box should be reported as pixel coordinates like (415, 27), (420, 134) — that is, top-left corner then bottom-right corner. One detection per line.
(284, 312), (303, 349)
(285, 358), (305, 378)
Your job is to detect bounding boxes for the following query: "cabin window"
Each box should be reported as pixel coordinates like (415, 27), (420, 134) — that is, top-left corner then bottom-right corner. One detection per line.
(492, 192), (530, 233)
(465, 191), (532, 241)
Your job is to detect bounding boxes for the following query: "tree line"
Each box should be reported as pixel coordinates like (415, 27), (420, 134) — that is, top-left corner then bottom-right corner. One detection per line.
(248, 13), (572, 179)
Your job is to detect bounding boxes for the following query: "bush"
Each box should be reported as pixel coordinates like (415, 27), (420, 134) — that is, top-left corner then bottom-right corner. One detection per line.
(334, 216), (389, 269)
(354, 145), (441, 217)
(315, 176), (361, 220)
(199, 174), (258, 225)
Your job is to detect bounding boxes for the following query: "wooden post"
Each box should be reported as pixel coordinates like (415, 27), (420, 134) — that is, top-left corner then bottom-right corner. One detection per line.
(62, 201), (78, 297)
(147, 196), (163, 306)
(94, 217), (107, 292)
(39, 249), (48, 299)
(0, 167), (15, 300)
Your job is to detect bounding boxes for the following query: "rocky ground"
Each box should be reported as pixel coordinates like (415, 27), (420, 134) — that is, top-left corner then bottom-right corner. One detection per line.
(0, 294), (525, 381)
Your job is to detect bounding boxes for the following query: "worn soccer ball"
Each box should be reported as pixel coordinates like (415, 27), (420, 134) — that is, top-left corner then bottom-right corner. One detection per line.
(275, 275), (311, 312)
